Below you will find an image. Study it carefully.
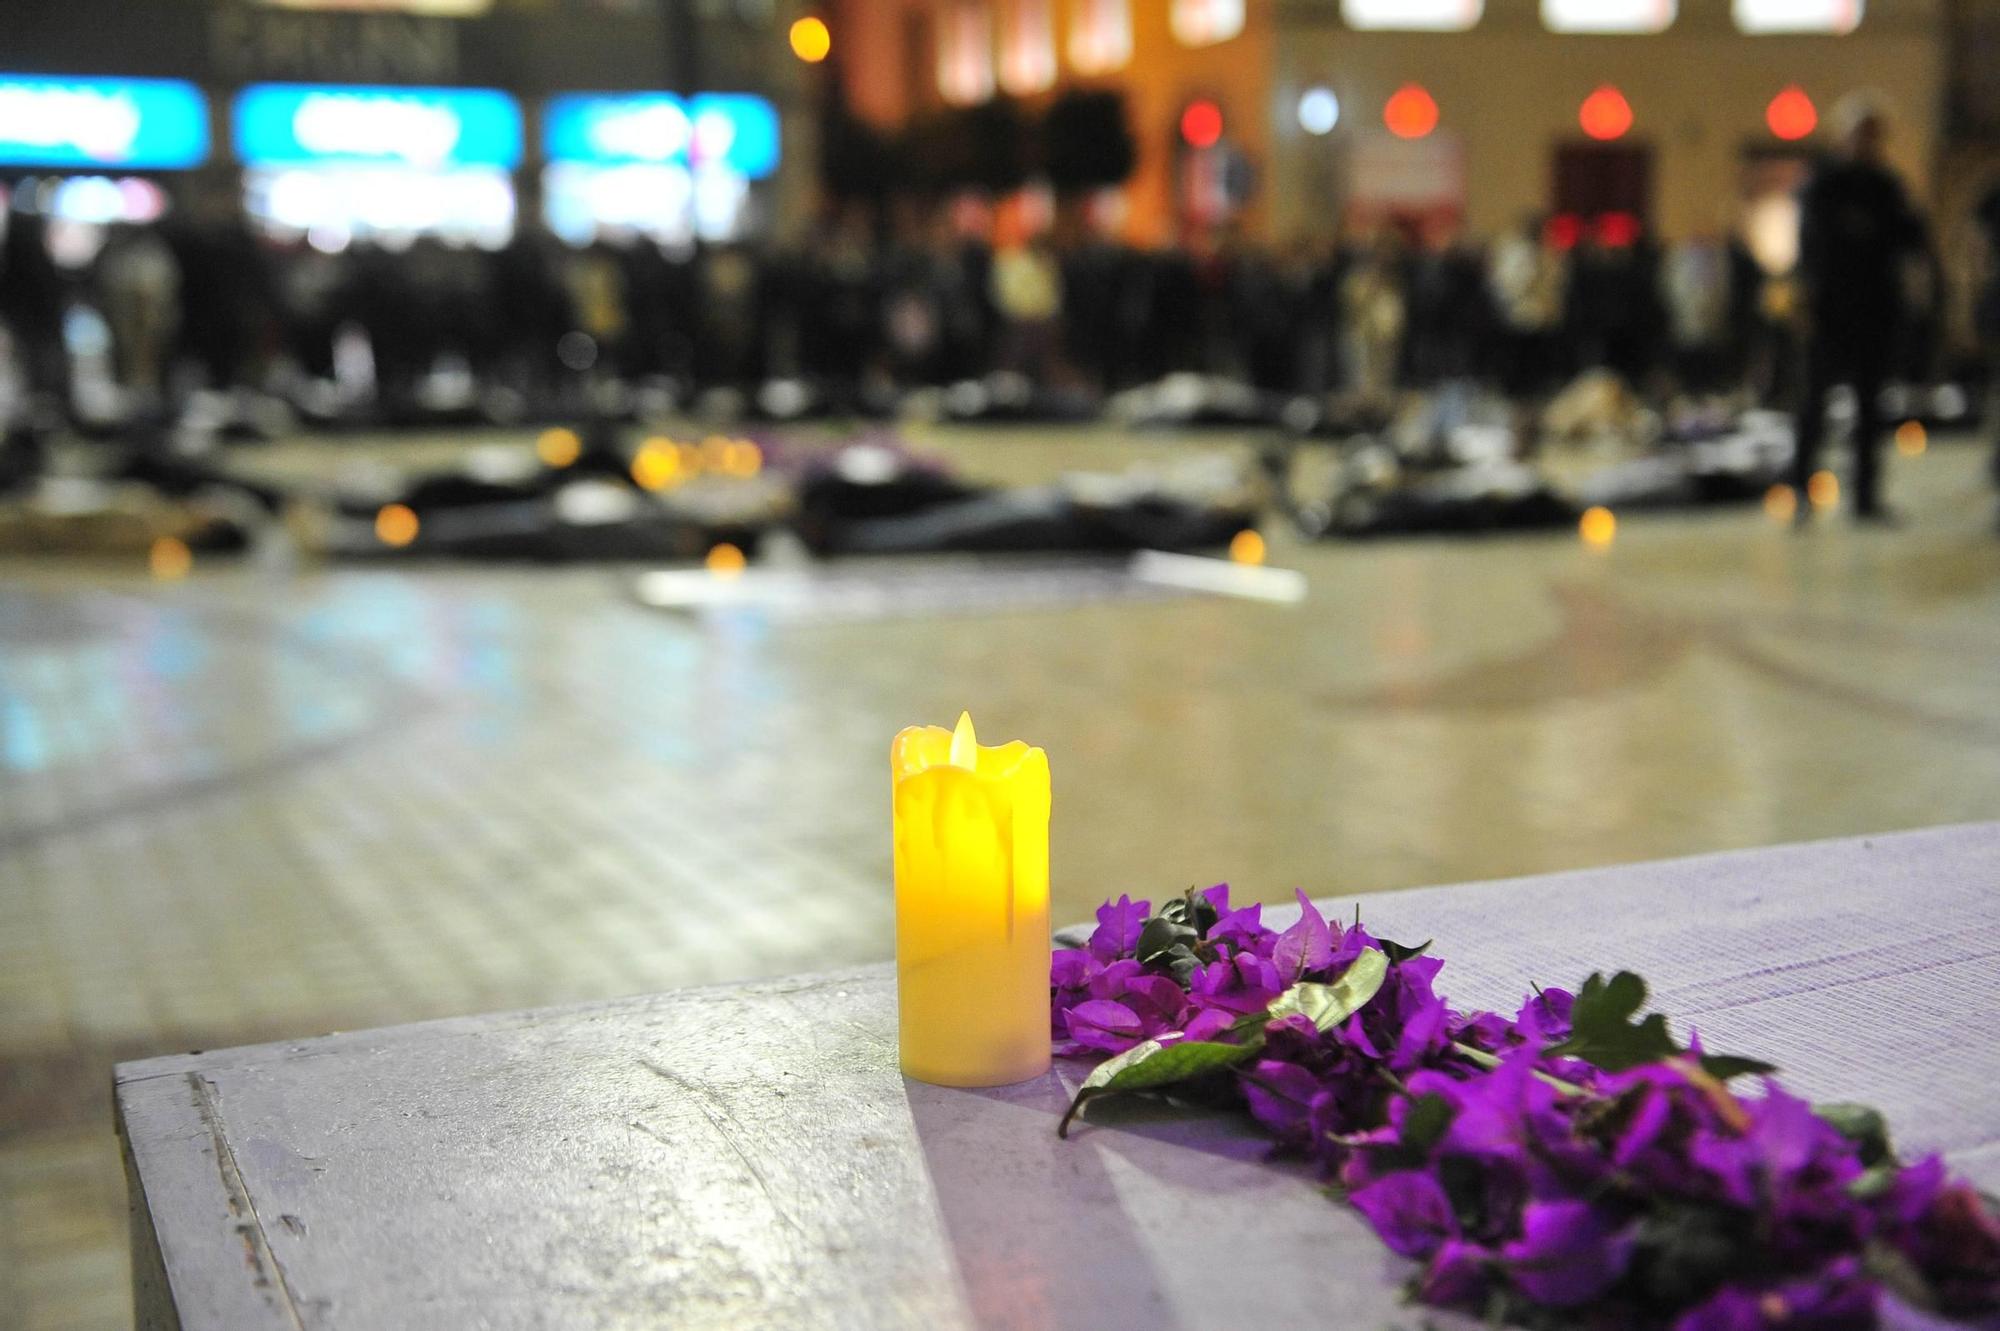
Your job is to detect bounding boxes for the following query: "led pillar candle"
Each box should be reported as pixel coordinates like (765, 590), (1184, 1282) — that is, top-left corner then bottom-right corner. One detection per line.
(892, 713), (1051, 1087)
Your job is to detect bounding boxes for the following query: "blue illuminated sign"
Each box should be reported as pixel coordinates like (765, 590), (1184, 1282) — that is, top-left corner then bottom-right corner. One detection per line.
(543, 91), (779, 179)
(0, 76), (210, 169)
(545, 93), (691, 165)
(233, 84), (522, 168)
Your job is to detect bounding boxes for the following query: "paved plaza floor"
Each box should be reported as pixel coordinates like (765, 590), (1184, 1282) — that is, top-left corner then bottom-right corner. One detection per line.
(5, 423), (2000, 1328)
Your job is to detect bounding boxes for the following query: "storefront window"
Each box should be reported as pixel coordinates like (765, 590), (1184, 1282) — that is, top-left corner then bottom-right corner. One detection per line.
(1732, 0), (1861, 32)
(1171, 0), (1244, 46)
(938, 1), (996, 106)
(1542, 0), (1676, 33)
(999, 0), (1056, 94)
(1068, 0), (1131, 74)
(1342, 0), (1481, 30)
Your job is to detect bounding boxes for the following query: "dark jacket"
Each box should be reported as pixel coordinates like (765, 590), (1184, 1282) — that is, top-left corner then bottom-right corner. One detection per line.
(1797, 158), (1921, 338)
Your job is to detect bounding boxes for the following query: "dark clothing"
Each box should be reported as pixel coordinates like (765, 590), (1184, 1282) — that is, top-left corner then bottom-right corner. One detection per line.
(1793, 338), (1886, 513)
(1798, 159), (1921, 337)
(1793, 158), (1922, 514)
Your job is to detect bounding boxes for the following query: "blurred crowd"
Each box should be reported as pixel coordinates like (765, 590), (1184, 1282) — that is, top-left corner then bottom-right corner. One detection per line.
(0, 130), (1995, 473)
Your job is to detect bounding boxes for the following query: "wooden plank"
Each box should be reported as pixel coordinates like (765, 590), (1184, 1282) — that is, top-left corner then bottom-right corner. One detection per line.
(116, 822), (2000, 1330)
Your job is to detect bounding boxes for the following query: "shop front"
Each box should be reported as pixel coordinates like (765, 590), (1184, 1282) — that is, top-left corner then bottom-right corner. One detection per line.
(233, 81), (523, 249)
(541, 90), (781, 248)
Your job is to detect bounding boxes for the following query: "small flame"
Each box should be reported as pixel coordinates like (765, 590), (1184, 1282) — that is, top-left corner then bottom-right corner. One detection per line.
(949, 711), (978, 769)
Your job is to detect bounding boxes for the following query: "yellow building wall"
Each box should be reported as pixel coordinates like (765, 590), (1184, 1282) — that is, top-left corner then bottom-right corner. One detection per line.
(1267, 0), (1943, 243)
(1115, 0), (1279, 246)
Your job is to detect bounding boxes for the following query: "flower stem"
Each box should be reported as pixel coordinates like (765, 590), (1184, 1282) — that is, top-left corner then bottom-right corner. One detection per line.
(1449, 1041), (1591, 1098)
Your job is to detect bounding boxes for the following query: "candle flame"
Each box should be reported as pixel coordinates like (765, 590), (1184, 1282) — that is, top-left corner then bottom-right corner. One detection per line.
(949, 711), (978, 769)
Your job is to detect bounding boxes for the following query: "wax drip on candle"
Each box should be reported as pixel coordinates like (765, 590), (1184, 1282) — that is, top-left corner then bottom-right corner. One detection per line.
(949, 711), (978, 769)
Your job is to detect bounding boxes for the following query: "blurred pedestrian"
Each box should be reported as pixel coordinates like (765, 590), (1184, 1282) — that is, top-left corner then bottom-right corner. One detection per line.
(1978, 178), (2000, 525)
(0, 206), (70, 424)
(1792, 95), (1925, 523)
(1488, 215), (1568, 454)
(95, 222), (182, 424)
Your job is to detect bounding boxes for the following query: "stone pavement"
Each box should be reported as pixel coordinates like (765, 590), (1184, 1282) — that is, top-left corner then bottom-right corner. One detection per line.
(5, 423), (2000, 1328)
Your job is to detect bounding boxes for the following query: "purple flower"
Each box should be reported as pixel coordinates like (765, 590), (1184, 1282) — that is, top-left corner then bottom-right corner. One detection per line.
(1511, 987), (1575, 1045)
(1671, 1257), (1880, 1331)
(1242, 1058), (1325, 1140)
(1180, 1007), (1236, 1042)
(1689, 1082), (1859, 1213)
(1120, 974), (1190, 1034)
(1418, 1239), (1494, 1306)
(1351, 1170), (1460, 1260)
(1063, 999), (1145, 1052)
(1190, 951), (1284, 1015)
(1050, 948), (1097, 990)
(1272, 890), (1336, 980)
(1208, 884), (1270, 953)
(1500, 1201), (1635, 1306)
(1088, 958), (1145, 1001)
(1087, 894), (1150, 962)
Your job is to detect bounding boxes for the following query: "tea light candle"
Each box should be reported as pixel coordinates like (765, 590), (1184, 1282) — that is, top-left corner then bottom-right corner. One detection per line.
(891, 712), (1051, 1087)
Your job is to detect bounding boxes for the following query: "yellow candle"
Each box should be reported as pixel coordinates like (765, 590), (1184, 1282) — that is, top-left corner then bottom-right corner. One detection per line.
(892, 712), (1051, 1087)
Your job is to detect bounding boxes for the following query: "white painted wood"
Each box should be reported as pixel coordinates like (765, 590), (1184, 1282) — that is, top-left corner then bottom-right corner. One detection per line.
(117, 823), (2000, 1330)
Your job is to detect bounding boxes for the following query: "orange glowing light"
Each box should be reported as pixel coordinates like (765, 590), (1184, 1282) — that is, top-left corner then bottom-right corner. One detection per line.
(1766, 86), (1817, 141)
(536, 427), (581, 468)
(677, 442), (705, 476)
(631, 441), (683, 492)
(1180, 100), (1224, 148)
(700, 434), (736, 472)
(1579, 86), (1633, 142)
(1383, 84), (1439, 140)
(1579, 505), (1617, 549)
(705, 542), (747, 577)
(148, 536), (192, 580)
(1894, 420), (1927, 456)
(1228, 529), (1266, 566)
(789, 16), (831, 62)
(376, 504), (420, 547)
(1807, 469), (1839, 510)
(722, 439), (764, 477)
(1763, 483), (1798, 523)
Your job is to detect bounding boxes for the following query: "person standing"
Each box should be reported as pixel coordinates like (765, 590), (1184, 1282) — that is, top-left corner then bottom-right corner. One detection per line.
(1976, 178), (2000, 525)
(1792, 96), (1925, 523)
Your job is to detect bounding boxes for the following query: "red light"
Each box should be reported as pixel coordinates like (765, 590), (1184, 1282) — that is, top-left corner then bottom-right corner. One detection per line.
(1383, 84), (1439, 140)
(1597, 211), (1641, 247)
(1545, 214), (1582, 250)
(1579, 85), (1632, 142)
(1180, 100), (1224, 148)
(1766, 85), (1817, 141)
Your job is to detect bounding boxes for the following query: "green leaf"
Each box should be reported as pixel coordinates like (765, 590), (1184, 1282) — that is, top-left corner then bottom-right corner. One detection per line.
(1697, 1053), (1778, 1081)
(1135, 916), (1195, 965)
(1401, 1093), (1455, 1155)
(1863, 1239), (1938, 1311)
(1545, 971), (1775, 1078)
(1849, 1163), (1899, 1201)
(1058, 1038), (1258, 1137)
(1265, 948), (1389, 1033)
(1816, 1102), (1894, 1166)
(1379, 936), (1433, 964)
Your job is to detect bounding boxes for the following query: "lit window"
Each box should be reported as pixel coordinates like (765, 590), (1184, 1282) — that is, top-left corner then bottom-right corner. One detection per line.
(1342, 0), (1481, 31)
(999, 0), (1056, 95)
(1542, 0), (1675, 32)
(1732, 0), (1861, 32)
(1069, 0), (1131, 75)
(938, 1), (995, 106)
(1172, 0), (1244, 46)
